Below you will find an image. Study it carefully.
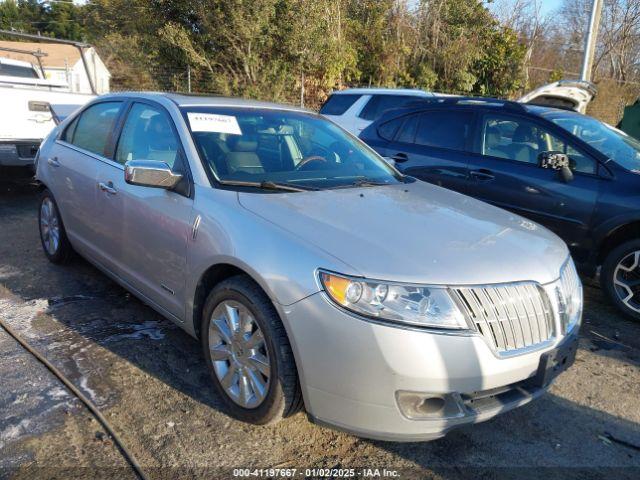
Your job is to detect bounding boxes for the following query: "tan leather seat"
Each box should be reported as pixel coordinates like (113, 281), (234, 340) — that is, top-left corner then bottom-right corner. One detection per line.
(225, 139), (264, 174)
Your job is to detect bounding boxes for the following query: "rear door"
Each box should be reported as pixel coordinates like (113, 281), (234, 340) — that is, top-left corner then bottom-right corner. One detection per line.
(466, 112), (601, 263)
(95, 100), (194, 319)
(377, 109), (475, 194)
(46, 101), (124, 258)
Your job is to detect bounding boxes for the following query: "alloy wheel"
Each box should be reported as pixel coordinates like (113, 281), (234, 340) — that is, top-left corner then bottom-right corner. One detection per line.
(613, 250), (640, 314)
(40, 197), (60, 256)
(208, 300), (271, 408)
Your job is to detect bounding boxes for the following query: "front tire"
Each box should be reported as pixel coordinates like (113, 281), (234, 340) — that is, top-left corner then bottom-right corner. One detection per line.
(201, 275), (303, 424)
(601, 240), (640, 321)
(38, 189), (72, 264)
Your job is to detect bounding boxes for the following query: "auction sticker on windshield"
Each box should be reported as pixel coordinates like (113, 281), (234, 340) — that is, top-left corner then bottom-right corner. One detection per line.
(187, 112), (242, 135)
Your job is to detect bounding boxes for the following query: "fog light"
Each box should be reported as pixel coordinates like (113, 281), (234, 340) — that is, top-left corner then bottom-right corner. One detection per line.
(396, 391), (465, 420)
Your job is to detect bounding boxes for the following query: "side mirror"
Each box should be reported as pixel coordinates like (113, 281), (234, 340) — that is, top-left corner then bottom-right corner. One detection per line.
(124, 160), (182, 189)
(559, 165), (574, 183)
(538, 151), (574, 183)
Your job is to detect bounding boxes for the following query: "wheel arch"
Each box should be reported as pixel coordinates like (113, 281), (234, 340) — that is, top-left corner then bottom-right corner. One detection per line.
(190, 260), (287, 341)
(597, 220), (640, 265)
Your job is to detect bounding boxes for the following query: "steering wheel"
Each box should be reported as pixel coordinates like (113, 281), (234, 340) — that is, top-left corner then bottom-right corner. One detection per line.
(295, 155), (327, 171)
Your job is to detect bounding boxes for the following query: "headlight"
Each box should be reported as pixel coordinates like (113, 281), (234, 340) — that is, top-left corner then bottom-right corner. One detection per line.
(559, 258), (583, 332)
(319, 271), (469, 329)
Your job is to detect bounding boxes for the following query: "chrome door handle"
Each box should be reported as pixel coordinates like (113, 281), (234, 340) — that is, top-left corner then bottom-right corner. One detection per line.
(47, 157), (60, 168)
(98, 181), (117, 195)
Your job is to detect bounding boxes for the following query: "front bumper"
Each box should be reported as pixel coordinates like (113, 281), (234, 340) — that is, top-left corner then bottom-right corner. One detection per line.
(282, 292), (579, 442)
(0, 140), (40, 167)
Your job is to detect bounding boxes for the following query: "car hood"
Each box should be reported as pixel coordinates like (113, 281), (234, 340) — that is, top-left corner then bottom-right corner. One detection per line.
(238, 181), (569, 286)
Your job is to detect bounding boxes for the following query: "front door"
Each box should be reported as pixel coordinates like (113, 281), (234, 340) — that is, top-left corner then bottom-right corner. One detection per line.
(466, 112), (601, 264)
(96, 101), (194, 319)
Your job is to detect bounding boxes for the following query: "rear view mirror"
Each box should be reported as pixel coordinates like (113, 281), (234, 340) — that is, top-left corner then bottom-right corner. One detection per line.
(124, 160), (183, 189)
(538, 152), (574, 183)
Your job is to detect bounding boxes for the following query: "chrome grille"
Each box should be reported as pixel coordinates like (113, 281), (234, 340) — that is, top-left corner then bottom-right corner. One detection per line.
(452, 283), (554, 354)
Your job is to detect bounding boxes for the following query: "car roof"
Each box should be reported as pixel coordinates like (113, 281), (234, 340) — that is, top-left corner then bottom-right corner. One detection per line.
(330, 88), (434, 96)
(372, 97), (581, 124)
(96, 91), (312, 113)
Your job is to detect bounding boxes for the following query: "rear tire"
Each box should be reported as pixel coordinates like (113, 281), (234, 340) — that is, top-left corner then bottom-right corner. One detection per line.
(38, 189), (73, 264)
(601, 239), (640, 321)
(201, 275), (303, 424)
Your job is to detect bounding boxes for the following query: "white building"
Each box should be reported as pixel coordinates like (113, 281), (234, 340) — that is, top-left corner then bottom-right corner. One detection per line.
(0, 40), (110, 94)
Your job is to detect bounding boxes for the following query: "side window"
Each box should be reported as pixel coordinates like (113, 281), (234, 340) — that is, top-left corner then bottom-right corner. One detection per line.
(62, 116), (79, 143)
(69, 102), (122, 156)
(414, 111), (473, 151)
(566, 144), (595, 174)
(115, 103), (180, 167)
(396, 114), (419, 144)
(359, 95), (423, 122)
(319, 94), (361, 115)
(481, 115), (595, 173)
(377, 117), (404, 141)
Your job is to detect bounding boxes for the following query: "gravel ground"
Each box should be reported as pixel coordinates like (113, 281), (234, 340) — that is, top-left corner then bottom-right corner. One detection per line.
(1, 182), (640, 480)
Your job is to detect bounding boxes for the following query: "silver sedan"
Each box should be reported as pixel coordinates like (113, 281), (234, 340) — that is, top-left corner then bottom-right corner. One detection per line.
(35, 92), (582, 441)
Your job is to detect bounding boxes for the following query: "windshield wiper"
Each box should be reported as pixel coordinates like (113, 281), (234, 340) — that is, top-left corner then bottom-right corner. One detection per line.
(218, 179), (318, 192)
(328, 179), (391, 189)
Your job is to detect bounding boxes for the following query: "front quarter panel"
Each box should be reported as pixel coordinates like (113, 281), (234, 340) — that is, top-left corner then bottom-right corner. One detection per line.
(591, 166), (640, 252)
(185, 185), (359, 334)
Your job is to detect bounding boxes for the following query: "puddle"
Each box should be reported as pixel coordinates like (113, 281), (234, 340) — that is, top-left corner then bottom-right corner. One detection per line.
(47, 295), (95, 309)
(104, 320), (166, 342)
(0, 290), (176, 465)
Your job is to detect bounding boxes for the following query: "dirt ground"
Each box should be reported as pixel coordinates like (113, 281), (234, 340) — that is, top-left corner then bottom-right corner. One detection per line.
(1, 182), (640, 480)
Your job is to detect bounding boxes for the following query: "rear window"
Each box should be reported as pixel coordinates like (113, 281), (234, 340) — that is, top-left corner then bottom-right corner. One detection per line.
(414, 111), (474, 151)
(0, 63), (38, 79)
(359, 95), (425, 122)
(319, 94), (361, 115)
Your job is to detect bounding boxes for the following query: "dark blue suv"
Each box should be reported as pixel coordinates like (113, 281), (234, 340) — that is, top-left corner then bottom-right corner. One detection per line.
(360, 97), (640, 320)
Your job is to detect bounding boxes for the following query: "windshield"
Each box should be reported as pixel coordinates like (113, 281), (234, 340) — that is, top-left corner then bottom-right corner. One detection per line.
(182, 107), (402, 189)
(547, 112), (640, 173)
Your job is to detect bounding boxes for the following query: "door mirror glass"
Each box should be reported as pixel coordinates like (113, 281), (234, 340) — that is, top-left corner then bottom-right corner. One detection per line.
(538, 151), (574, 182)
(124, 160), (183, 189)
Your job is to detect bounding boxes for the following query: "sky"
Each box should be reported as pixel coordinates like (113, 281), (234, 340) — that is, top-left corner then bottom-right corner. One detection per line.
(486, 0), (560, 19)
(530, 0), (559, 17)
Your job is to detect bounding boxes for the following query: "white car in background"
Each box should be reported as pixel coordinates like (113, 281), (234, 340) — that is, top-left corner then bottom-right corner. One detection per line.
(320, 88), (434, 135)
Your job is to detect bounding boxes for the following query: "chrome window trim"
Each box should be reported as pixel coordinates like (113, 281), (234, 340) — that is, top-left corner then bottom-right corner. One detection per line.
(55, 139), (124, 171)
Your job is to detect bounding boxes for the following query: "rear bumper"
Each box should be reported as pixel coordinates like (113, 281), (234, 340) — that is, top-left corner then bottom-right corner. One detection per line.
(0, 140), (40, 167)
